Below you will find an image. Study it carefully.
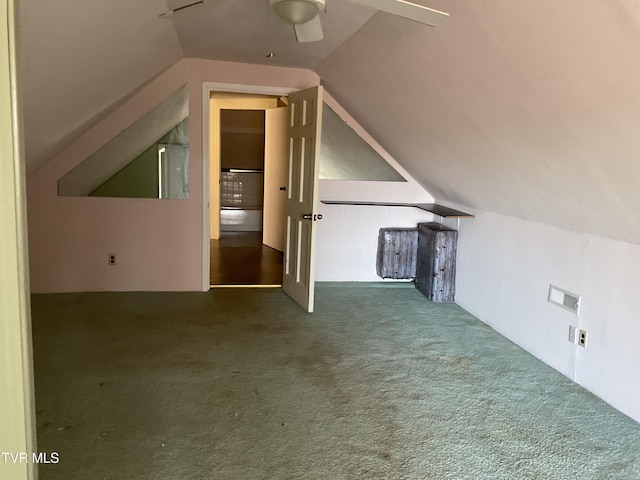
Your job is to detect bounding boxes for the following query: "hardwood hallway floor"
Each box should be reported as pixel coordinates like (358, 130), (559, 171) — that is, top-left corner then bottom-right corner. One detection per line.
(210, 232), (283, 286)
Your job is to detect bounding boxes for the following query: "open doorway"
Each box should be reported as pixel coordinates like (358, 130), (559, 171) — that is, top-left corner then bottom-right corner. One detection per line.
(209, 97), (288, 286)
(209, 233), (283, 285)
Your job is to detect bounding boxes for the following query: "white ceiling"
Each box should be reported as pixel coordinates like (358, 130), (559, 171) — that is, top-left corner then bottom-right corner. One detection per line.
(167, 0), (376, 68)
(18, 0), (182, 172)
(18, 0), (640, 243)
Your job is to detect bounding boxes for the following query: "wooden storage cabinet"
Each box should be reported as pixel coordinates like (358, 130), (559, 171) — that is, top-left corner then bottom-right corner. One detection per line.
(376, 228), (419, 279)
(416, 222), (458, 302)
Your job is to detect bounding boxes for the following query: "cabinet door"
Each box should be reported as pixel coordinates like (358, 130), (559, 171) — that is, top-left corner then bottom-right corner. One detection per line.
(431, 230), (457, 302)
(416, 223), (457, 302)
(416, 226), (436, 298)
(376, 228), (418, 279)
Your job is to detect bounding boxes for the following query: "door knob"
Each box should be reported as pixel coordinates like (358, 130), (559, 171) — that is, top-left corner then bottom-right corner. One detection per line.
(279, 186), (286, 191)
(303, 214), (312, 220)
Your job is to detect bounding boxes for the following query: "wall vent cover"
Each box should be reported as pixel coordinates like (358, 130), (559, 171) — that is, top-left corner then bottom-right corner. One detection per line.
(548, 285), (580, 315)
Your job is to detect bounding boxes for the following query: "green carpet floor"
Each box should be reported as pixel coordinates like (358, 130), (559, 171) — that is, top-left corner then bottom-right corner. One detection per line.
(31, 284), (640, 479)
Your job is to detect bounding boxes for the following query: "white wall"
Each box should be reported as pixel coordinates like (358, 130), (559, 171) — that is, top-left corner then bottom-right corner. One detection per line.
(447, 210), (640, 423)
(27, 58), (319, 293)
(316, 181), (435, 281)
(315, 91), (436, 281)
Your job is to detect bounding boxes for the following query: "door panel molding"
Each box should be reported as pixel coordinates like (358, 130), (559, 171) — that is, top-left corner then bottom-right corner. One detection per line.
(282, 86), (323, 312)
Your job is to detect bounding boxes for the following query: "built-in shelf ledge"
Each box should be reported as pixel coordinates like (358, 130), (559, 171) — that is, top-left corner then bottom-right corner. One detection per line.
(320, 201), (474, 218)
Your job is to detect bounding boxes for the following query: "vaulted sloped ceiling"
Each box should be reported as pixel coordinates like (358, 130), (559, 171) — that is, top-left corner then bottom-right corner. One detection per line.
(18, 0), (182, 172)
(317, 0), (640, 243)
(19, 0), (640, 243)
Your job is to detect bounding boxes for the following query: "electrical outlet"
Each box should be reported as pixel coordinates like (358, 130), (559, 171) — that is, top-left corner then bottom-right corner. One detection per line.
(578, 329), (588, 348)
(108, 254), (117, 266)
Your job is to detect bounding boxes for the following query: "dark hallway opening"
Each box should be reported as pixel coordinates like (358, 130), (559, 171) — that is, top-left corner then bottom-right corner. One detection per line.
(210, 232), (283, 286)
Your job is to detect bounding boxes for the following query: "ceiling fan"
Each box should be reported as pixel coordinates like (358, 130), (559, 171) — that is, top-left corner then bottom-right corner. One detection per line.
(160, 0), (449, 43)
(274, 0), (448, 42)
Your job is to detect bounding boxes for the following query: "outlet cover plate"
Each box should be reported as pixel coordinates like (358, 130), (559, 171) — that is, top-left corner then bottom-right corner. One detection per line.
(578, 329), (588, 348)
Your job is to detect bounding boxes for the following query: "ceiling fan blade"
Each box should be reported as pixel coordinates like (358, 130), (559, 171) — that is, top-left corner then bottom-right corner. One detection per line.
(347, 0), (448, 27)
(159, 0), (222, 19)
(293, 15), (324, 43)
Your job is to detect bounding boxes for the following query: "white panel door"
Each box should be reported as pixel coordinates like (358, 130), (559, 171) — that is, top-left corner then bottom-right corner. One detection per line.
(283, 86), (323, 312)
(263, 107), (288, 252)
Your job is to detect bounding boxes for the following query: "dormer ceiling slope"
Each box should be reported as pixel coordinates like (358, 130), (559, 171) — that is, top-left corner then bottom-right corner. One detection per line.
(317, 0), (640, 243)
(19, 0), (640, 243)
(19, 0), (183, 173)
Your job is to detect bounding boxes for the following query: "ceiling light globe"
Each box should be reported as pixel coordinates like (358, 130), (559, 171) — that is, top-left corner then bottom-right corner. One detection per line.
(270, 0), (324, 25)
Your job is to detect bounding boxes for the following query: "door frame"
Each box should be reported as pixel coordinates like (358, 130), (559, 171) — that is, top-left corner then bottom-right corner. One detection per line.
(201, 82), (299, 291)
(1, 0), (38, 477)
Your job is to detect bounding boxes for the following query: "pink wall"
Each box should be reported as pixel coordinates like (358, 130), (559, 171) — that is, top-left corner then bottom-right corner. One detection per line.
(27, 58), (319, 293)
